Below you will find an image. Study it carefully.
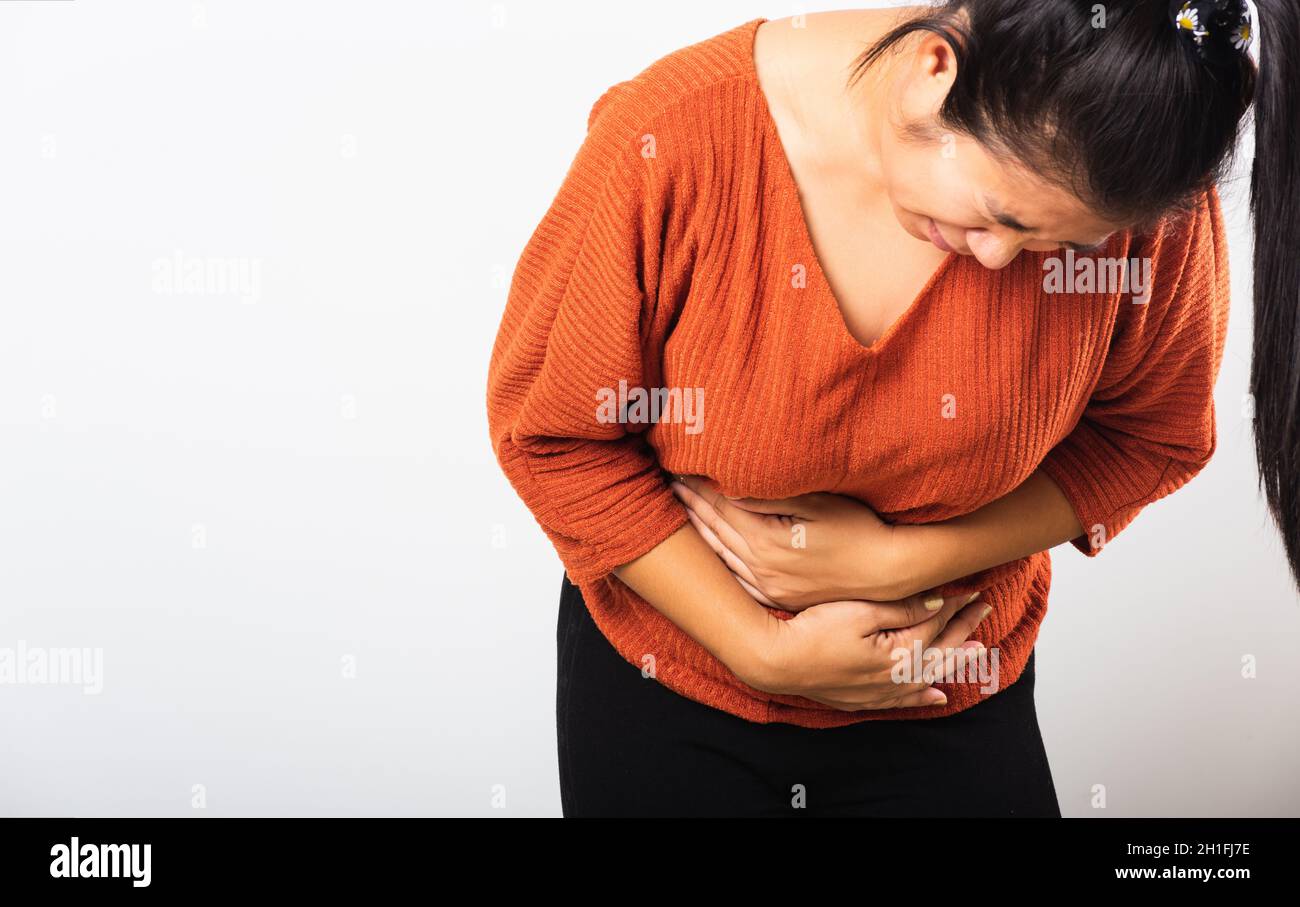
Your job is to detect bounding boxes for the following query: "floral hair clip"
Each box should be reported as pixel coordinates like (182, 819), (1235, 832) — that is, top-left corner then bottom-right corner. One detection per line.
(1171, 0), (1254, 64)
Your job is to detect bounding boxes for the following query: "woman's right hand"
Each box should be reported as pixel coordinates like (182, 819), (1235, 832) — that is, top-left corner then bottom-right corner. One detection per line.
(738, 591), (990, 710)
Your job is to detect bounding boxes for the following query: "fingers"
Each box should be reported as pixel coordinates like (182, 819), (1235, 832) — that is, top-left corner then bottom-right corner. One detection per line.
(869, 589), (980, 632)
(670, 478), (769, 540)
(924, 600), (993, 683)
(910, 592), (986, 646)
(934, 640), (987, 683)
(796, 596), (993, 712)
(893, 598), (991, 687)
(890, 687), (951, 709)
(681, 505), (764, 590)
(670, 478), (759, 561)
(867, 599), (993, 707)
(734, 573), (781, 609)
(932, 599), (994, 653)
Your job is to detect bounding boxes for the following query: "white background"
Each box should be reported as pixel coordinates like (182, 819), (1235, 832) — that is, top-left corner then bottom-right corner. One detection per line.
(0, 0), (1296, 817)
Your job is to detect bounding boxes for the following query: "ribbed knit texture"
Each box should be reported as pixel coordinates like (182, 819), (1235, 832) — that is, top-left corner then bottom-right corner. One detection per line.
(486, 17), (1230, 727)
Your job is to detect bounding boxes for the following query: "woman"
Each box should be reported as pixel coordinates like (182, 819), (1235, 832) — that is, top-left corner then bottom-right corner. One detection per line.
(487, 1), (1297, 817)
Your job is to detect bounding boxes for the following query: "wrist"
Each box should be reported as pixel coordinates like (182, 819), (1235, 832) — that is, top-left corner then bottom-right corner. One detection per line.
(876, 522), (932, 600)
(726, 610), (788, 693)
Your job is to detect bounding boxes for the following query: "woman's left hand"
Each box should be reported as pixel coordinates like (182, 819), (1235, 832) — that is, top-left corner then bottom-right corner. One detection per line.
(669, 475), (919, 611)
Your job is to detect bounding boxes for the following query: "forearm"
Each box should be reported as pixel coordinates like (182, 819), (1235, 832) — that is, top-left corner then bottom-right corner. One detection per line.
(888, 468), (1084, 597)
(613, 522), (775, 684)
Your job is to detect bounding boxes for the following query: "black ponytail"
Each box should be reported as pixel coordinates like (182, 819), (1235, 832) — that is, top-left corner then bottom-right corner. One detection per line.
(1248, 0), (1300, 587)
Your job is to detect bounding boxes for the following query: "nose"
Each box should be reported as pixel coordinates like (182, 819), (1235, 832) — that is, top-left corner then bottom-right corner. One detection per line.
(964, 229), (1022, 270)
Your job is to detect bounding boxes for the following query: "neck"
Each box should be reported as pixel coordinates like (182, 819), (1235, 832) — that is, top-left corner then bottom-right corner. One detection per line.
(783, 10), (904, 199)
(842, 45), (897, 193)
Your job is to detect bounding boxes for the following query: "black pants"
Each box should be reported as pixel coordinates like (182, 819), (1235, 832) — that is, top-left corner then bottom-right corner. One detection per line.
(556, 573), (1061, 817)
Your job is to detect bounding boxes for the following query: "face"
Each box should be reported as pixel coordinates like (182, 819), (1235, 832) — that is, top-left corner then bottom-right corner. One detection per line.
(876, 31), (1126, 270)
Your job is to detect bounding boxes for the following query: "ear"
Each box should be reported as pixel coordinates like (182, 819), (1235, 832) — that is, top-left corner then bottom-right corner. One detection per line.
(913, 30), (959, 89)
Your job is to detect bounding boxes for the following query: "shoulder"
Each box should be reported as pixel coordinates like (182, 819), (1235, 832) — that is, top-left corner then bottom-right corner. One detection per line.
(1113, 187), (1230, 361)
(558, 17), (765, 219)
(1114, 186), (1229, 316)
(583, 18), (763, 154)
(1133, 187), (1227, 278)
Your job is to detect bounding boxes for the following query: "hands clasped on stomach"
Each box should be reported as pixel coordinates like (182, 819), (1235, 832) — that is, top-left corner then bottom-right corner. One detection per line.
(669, 475), (991, 711)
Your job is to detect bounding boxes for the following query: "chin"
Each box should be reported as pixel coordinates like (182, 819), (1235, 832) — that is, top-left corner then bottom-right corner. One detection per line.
(899, 211), (931, 242)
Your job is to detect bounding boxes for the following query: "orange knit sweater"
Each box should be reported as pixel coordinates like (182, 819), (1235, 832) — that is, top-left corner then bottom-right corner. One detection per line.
(486, 17), (1229, 727)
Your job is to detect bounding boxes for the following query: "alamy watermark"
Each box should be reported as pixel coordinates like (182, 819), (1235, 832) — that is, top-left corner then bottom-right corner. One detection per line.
(1043, 251), (1152, 303)
(152, 250), (261, 304)
(0, 641), (103, 694)
(891, 640), (1001, 695)
(50, 838), (150, 887)
(595, 379), (704, 435)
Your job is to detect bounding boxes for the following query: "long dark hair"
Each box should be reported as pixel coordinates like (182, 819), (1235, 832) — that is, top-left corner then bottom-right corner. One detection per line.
(849, 0), (1299, 588)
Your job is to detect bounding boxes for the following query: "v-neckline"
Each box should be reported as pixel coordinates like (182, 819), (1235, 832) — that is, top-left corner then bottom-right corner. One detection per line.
(745, 16), (958, 356)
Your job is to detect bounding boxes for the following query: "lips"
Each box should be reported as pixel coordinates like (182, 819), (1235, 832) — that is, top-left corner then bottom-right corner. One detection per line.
(926, 217), (956, 253)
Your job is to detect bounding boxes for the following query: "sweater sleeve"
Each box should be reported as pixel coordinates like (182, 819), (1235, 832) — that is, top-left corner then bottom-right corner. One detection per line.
(485, 85), (689, 585)
(1038, 187), (1231, 556)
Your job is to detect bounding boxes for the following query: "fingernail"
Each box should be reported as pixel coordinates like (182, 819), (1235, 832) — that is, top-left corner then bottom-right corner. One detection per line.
(929, 692), (947, 707)
(924, 593), (944, 611)
(979, 605), (993, 621)
(964, 591), (981, 604)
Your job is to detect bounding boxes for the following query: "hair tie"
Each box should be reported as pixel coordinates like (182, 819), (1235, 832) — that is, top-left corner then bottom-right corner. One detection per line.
(1170, 0), (1254, 65)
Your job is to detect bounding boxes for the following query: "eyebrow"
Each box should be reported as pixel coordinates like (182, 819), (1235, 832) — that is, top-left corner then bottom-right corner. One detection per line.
(983, 194), (1106, 252)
